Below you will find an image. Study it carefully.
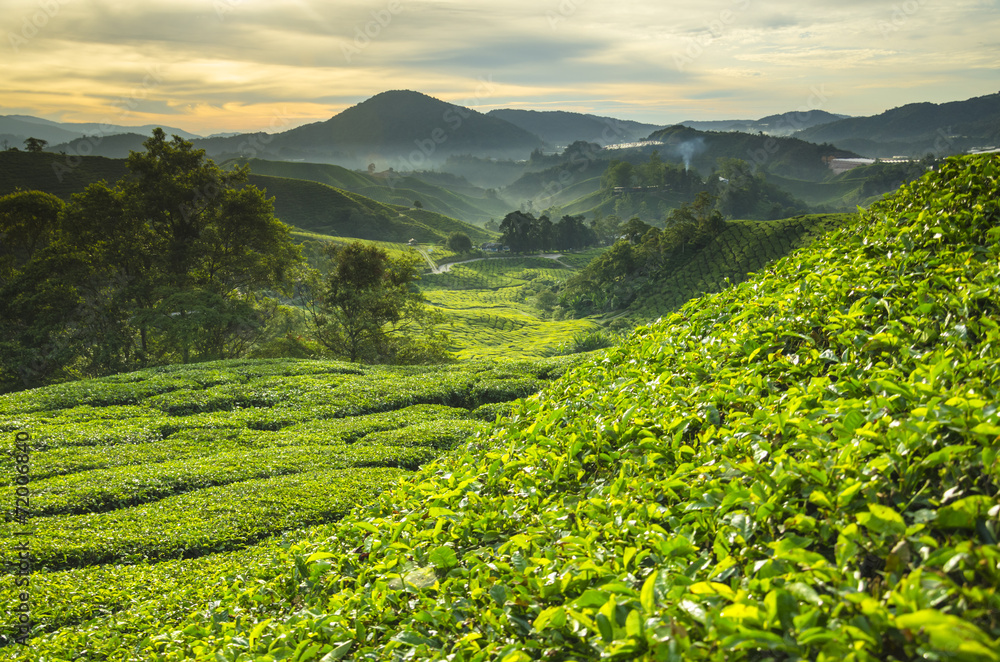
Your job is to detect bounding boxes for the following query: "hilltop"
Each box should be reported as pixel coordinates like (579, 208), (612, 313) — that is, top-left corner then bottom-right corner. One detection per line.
(649, 124), (856, 180)
(794, 90), (1000, 157)
(680, 109), (848, 136)
(257, 90), (544, 168)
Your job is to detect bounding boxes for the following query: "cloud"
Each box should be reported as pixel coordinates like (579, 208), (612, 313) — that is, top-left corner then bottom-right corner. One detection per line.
(0, 0), (997, 133)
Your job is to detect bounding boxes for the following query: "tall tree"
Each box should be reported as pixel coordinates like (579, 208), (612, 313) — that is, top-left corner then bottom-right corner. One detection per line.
(306, 242), (441, 363)
(1, 130), (302, 390)
(499, 211), (535, 253)
(23, 137), (47, 153)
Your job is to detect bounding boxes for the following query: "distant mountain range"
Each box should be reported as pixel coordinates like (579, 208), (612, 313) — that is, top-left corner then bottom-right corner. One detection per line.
(792, 91), (1000, 157)
(5, 89), (998, 168)
(485, 109), (664, 148)
(0, 114), (201, 148)
(680, 110), (849, 136)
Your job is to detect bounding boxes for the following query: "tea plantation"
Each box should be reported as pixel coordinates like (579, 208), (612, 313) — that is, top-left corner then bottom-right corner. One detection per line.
(420, 255), (604, 360)
(4, 154), (1000, 660)
(0, 356), (582, 657)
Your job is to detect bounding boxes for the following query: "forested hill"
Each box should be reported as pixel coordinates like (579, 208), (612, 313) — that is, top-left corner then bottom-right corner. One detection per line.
(230, 157), (510, 226)
(99, 156), (1000, 660)
(0, 150), (490, 245)
(648, 125), (857, 180)
(794, 90), (1000, 157)
(246, 173), (492, 244)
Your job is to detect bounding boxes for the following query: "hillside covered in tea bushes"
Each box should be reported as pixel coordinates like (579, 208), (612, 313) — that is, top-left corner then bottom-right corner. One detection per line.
(5, 154), (1000, 660)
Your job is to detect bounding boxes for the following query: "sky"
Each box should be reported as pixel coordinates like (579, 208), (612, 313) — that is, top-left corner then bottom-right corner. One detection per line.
(2, 0), (998, 135)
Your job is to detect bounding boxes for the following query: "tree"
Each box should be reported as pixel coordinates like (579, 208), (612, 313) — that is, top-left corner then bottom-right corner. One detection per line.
(23, 137), (47, 153)
(306, 242), (440, 363)
(500, 211), (535, 253)
(446, 231), (473, 253)
(63, 129), (301, 365)
(0, 190), (64, 285)
(1, 129), (302, 390)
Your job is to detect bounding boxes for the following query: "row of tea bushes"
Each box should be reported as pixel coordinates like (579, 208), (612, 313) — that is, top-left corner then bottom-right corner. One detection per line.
(138, 155), (1000, 660)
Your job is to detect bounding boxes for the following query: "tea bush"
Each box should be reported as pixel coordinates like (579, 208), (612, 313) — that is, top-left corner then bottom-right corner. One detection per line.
(137, 155), (1000, 661)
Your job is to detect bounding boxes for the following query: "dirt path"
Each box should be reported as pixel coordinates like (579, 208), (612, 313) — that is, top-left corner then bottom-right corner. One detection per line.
(428, 253), (572, 274)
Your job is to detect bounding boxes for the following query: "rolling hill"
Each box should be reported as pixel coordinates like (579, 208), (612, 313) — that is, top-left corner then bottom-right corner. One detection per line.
(621, 213), (849, 321)
(680, 109), (848, 136)
(487, 109), (664, 148)
(649, 124), (857, 180)
(255, 90), (545, 168)
(229, 158), (511, 226)
(8, 153), (997, 660)
(0, 114), (201, 147)
(793, 90), (1000, 157)
(246, 173), (492, 244)
(0, 150), (492, 245)
(0, 149), (128, 198)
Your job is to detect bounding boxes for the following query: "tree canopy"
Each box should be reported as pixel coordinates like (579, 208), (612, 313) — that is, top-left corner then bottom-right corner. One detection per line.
(305, 242), (449, 364)
(499, 211), (598, 253)
(0, 129), (301, 391)
(23, 137), (47, 152)
(446, 231), (473, 253)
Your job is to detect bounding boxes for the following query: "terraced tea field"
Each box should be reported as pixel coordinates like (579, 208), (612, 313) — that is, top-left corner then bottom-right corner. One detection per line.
(624, 213), (848, 321)
(420, 255), (604, 359)
(0, 355), (580, 655)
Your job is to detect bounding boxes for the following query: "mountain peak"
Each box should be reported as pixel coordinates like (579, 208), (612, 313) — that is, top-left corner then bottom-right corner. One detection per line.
(270, 90), (543, 167)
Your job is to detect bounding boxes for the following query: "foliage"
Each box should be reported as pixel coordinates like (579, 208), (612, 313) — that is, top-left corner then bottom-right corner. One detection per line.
(0, 354), (582, 655)
(499, 211), (597, 253)
(708, 158), (809, 220)
(0, 130), (302, 391)
(563, 211), (845, 317)
(555, 328), (619, 354)
(446, 231), (473, 253)
(304, 241), (449, 363)
(130, 153), (1000, 662)
(0, 190), (64, 284)
(23, 137), (47, 153)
